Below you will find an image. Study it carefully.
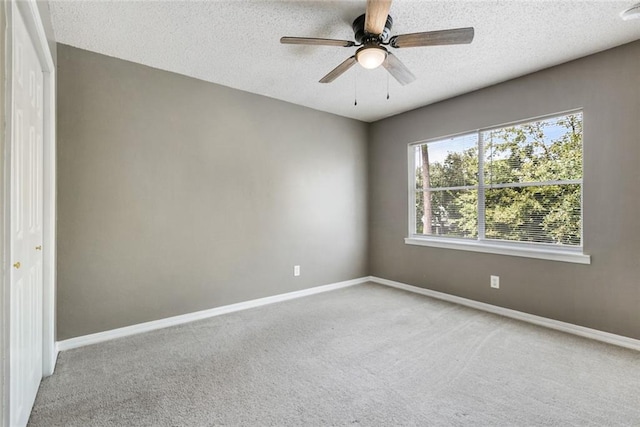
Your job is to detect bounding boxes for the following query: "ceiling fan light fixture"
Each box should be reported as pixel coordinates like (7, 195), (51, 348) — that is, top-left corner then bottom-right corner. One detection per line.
(356, 46), (387, 69)
(621, 2), (640, 20)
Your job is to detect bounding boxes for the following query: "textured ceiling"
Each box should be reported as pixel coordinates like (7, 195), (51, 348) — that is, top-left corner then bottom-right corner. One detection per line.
(50, 0), (640, 122)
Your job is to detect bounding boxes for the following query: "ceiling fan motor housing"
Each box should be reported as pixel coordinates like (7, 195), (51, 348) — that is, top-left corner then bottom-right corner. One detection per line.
(352, 13), (393, 44)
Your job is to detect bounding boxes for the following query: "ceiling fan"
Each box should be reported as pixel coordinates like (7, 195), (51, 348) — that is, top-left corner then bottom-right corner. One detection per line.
(280, 0), (474, 86)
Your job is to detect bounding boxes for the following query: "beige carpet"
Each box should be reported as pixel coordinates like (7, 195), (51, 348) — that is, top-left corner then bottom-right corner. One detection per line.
(29, 282), (640, 426)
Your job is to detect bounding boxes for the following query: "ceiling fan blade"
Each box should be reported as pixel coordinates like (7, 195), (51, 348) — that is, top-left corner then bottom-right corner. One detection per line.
(319, 56), (357, 83)
(365, 0), (392, 35)
(382, 53), (416, 86)
(390, 27), (474, 48)
(280, 37), (355, 47)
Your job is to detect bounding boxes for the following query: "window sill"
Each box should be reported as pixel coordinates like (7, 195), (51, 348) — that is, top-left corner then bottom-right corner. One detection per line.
(404, 237), (590, 264)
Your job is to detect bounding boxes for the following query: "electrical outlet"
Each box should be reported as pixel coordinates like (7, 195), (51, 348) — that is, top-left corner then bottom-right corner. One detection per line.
(294, 265), (300, 277)
(490, 275), (500, 289)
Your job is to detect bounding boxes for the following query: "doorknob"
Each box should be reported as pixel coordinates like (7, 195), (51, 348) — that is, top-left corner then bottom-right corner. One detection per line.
(13, 262), (21, 269)
(35, 245), (42, 250)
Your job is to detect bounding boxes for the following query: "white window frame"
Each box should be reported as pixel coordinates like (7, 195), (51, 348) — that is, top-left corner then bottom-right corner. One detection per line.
(406, 110), (590, 264)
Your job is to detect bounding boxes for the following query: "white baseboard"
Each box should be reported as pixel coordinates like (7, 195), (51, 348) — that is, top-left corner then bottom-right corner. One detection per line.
(368, 276), (640, 352)
(43, 349), (59, 377)
(56, 277), (369, 352)
(57, 275), (640, 353)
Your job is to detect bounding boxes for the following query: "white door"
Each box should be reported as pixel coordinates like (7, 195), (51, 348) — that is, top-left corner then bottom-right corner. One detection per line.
(9, 5), (45, 427)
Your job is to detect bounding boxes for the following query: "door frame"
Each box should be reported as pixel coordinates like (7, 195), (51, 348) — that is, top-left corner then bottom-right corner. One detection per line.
(2, 0), (56, 424)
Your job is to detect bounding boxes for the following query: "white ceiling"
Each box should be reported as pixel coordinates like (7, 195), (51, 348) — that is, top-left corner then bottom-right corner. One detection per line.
(50, 0), (640, 122)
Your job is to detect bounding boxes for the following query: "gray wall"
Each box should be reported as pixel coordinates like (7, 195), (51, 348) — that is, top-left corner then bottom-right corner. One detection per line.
(56, 45), (368, 340)
(1, 5), (6, 424)
(369, 40), (640, 340)
(57, 39), (640, 342)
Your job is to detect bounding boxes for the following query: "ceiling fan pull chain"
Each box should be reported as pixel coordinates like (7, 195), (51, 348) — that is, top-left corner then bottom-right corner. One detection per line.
(354, 68), (358, 106)
(386, 72), (390, 100)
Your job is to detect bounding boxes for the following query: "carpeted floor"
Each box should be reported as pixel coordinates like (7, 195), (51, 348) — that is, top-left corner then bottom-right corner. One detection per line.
(29, 282), (640, 426)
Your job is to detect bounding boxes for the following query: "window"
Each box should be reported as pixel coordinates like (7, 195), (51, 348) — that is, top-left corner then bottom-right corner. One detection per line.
(407, 111), (588, 263)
